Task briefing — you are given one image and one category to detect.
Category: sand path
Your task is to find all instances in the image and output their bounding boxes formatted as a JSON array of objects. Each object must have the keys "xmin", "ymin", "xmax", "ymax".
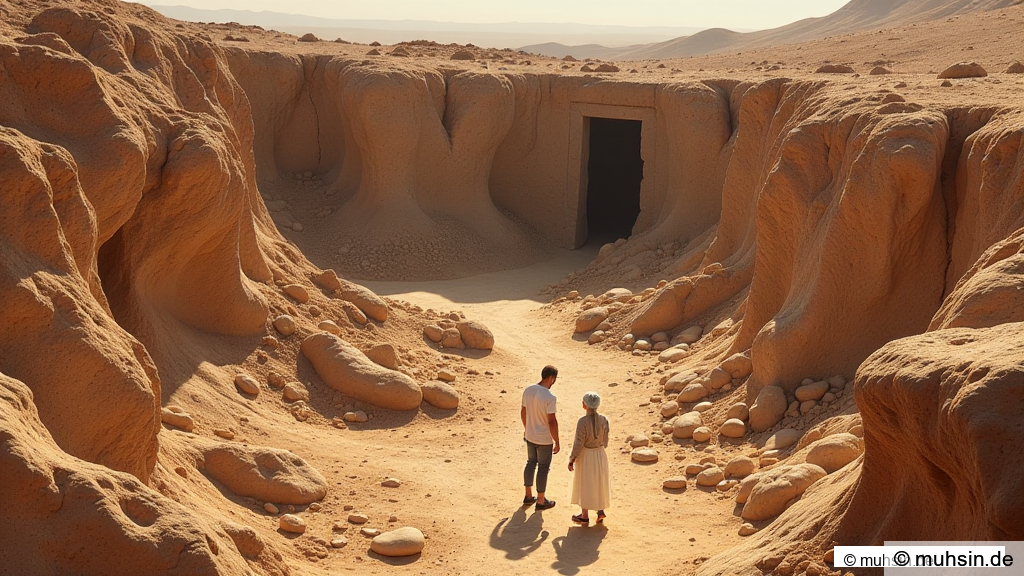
[{"xmin": 357, "ymin": 248, "xmax": 742, "ymax": 574}]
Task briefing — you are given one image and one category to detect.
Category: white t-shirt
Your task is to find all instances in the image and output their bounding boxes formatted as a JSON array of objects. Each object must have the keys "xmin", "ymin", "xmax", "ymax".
[{"xmin": 522, "ymin": 384, "xmax": 557, "ymax": 445}]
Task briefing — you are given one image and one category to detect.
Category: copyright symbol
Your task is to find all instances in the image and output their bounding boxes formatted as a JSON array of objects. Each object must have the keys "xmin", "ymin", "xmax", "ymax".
[
  {"xmin": 895, "ymin": 551, "xmax": 910, "ymax": 566},
  {"xmin": 844, "ymin": 554, "xmax": 856, "ymax": 566}
]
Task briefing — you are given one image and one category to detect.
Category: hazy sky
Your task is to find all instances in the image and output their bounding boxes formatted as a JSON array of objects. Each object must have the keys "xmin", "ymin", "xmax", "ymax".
[{"xmin": 142, "ymin": 1, "xmax": 852, "ymax": 30}]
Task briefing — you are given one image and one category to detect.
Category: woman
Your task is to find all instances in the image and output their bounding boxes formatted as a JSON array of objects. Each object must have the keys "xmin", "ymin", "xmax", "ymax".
[{"xmin": 567, "ymin": 391, "xmax": 611, "ymax": 524}]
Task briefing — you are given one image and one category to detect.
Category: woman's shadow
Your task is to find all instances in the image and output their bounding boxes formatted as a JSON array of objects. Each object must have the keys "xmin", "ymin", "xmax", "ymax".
[
  {"xmin": 550, "ymin": 525, "xmax": 607, "ymax": 575},
  {"xmin": 489, "ymin": 506, "xmax": 549, "ymax": 560}
]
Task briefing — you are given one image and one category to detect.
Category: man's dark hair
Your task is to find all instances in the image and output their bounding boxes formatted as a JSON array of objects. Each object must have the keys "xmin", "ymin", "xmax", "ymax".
[{"xmin": 541, "ymin": 365, "xmax": 558, "ymax": 380}]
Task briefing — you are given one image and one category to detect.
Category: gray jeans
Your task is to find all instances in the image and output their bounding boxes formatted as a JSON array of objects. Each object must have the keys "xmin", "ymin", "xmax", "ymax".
[{"xmin": 524, "ymin": 439, "xmax": 553, "ymax": 493}]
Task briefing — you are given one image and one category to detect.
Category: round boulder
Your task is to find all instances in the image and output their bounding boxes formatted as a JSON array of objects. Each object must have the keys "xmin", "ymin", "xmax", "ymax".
[
  {"xmin": 748, "ymin": 385, "xmax": 787, "ymax": 432},
  {"xmin": 726, "ymin": 402, "xmax": 749, "ymax": 421},
  {"xmin": 805, "ymin": 433, "xmax": 863, "ymax": 473},
  {"xmin": 938, "ymin": 61, "xmax": 987, "ymax": 79},
  {"xmin": 421, "ymin": 381, "xmax": 459, "ymax": 410},
  {"xmin": 719, "ymin": 418, "xmax": 747, "ymax": 439},
  {"xmin": 741, "ymin": 464, "xmax": 827, "ymax": 521},
  {"xmin": 631, "ymin": 447, "xmax": 659, "ymax": 463},
  {"xmin": 724, "ymin": 456, "xmax": 757, "ymax": 478},
  {"xmin": 677, "ymin": 382, "xmax": 709, "ymax": 403},
  {"xmin": 575, "ymin": 307, "xmax": 609, "ymax": 333},
  {"xmin": 719, "ymin": 353, "xmax": 753, "ymax": 379},
  {"xmin": 273, "ymin": 315, "xmax": 296, "ymax": 336},
  {"xmin": 234, "ymin": 374, "xmax": 260, "ymax": 396},
  {"xmin": 456, "ymin": 320, "xmax": 494, "ymax": 350},
  {"xmin": 696, "ymin": 467, "xmax": 725, "ymax": 487},
  {"xmin": 692, "ymin": 426, "xmax": 712, "ymax": 443},
  {"xmin": 663, "ymin": 477, "xmax": 687, "ymax": 490},
  {"xmin": 672, "ymin": 411, "xmax": 703, "ymax": 439},
  {"xmin": 279, "ymin": 514, "xmax": 306, "ymax": 534},
  {"xmin": 370, "ymin": 527, "xmax": 425, "ymax": 557},
  {"xmin": 660, "ymin": 401, "xmax": 679, "ymax": 418}
]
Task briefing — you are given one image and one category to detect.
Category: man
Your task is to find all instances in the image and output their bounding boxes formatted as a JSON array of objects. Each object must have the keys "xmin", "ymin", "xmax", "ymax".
[{"xmin": 521, "ymin": 365, "xmax": 560, "ymax": 510}]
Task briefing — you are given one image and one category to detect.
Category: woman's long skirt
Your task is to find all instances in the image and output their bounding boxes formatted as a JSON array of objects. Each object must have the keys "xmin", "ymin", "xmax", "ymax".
[{"xmin": 569, "ymin": 446, "xmax": 611, "ymax": 510}]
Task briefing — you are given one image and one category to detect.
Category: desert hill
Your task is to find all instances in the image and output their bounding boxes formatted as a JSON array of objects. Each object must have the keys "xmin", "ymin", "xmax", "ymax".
[
  {"xmin": 1, "ymin": 0, "xmax": 1023, "ymax": 575},
  {"xmin": 526, "ymin": 0, "xmax": 1019, "ymax": 59}
]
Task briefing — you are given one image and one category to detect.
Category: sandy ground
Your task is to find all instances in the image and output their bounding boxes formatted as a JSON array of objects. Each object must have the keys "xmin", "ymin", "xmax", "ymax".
[{"xmin": 220, "ymin": 246, "xmax": 744, "ymax": 574}]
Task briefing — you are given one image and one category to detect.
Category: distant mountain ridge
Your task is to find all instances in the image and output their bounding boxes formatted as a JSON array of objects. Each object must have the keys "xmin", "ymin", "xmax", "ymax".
[
  {"xmin": 523, "ymin": 0, "xmax": 1019, "ymax": 59},
  {"xmin": 144, "ymin": 5, "xmax": 712, "ymax": 49}
]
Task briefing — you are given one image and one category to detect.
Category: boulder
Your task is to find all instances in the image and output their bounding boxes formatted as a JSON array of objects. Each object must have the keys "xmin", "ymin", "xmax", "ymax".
[
  {"xmin": 338, "ymin": 284, "xmax": 388, "ymax": 322},
  {"xmin": 696, "ymin": 467, "xmax": 725, "ymax": 487},
  {"xmin": 869, "ymin": 66, "xmax": 892, "ymax": 75},
  {"xmin": 441, "ymin": 328, "xmax": 465, "ymax": 349},
  {"xmin": 719, "ymin": 418, "xmax": 747, "ymax": 438},
  {"xmin": 692, "ymin": 426, "xmax": 712, "ymax": 443},
  {"xmin": 1006, "ymin": 61, "xmax": 1024, "ymax": 74},
  {"xmin": 741, "ymin": 464, "xmax": 827, "ymax": 521},
  {"xmin": 588, "ymin": 330, "xmax": 606, "ymax": 345},
  {"xmin": 601, "ymin": 288, "xmax": 633, "ymax": 303},
  {"xmin": 665, "ymin": 371, "xmax": 697, "ymax": 392},
  {"xmin": 629, "ymin": 433, "xmax": 650, "ymax": 448},
  {"xmin": 735, "ymin": 474, "xmax": 761, "ymax": 504},
  {"xmin": 693, "ymin": 401, "xmax": 712, "ymax": 413},
  {"xmin": 673, "ymin": 325, "xmax": 703, "ymax": 345},
  {"xmin": 705, "ymin": 368, "xmax": 732, "ymax": 390},
  {"xmin": 313, "ymin": 269, "xmax": 343, "ymax": 291},
  {"xmin": 279, "ymin": 514, "xmax": 306, "ymax": 534},
  {"xmin": 450, "ymin": 50, "xmax": 475, "ymax": 60},
  {"xmin": 726, "ymin": 402, "xmax": 749, "ymax": 421},
  {"xmin": 370, "ymin": 527, "xmax": 425, "ymax": 557},
  {"xmin": 282, "ymin": 284, "xmax": 309, "ymax": 303},
  {"xmin": 663, "ymin": 477, "xmax": 687, "ymax": 489},
  {"xmin": 795, "ymin": 380, "xmax": 828, "ymax": 401},
  {"xmin": 805, "ymin": 433, "xmax": 863, "ymax": 473},
  {"xmin": 748, "ymin": 385, "xmax": 787, "ymax": 432},
  {"xmin": 301, "ymin": 333, "xmax": 422, "ymax": 410},
  {"xmin": 234, "ymin": 374, "xmax": 260, "ymax": 396},
  {"xmin": 575, "ymin": 307, "xmax": 609, "ymax": 333},
  {"xmin": 672, "ymin": 411, "xmax": 703, "ymax": 439},
  {"xmin": 201, "ymin": 442, "xmax": 327, "ymax": 505},
  {"xmin": 815, "ymin": 64, "xmax": 855, "ymax": 74},
  {"xmin": 160, "ymin": 408, "xmax": 194, "ymax": 432},
  {"xmin": 282, "ymin": 382, "xmax": 309, "ymax": 403},
  {"xmin": 423, "ymin": 325, "xmax": 443, "ymax": 342},
  {"xmin": 365, "ymin": 344, "xmax": 400, "ymax": 370},
  {"xmin": 272, "ymin": 315, "xmax": 296, "ymax": 336},
  {"xmin": 720, "ymin": 353, "xmax": 753, "ymax": 379},
  {"xmin": 938, "ymin": 61, "xmax": 987, "ymax": 79},
  {"xmin": 660, "ymin": 401, "xmax": 679, "ymax": 418},
  {"xmin": 318, "ymin": 320, "xmax": 342, "ymax": 335},
  {"xmin": 762, "ymin": 428, "xmax": 802, "ymax": 451},
  {"xmin": 724, "ymin": 456, "xmax": 757, "ymax": 478},
  {"xmin": 631, "ymin": 447, "xmax": 659, "ymax": 462},
  {"xmin": 457, "ymin": 320, "xmax": 494, "ymax": 350},
  {"xmin": 738, "ymin": 523, "xmax": 758, "ymax": 536},
  {"xmin": 658, "ymin": 347, "xmax": 689, "ymax": 363},
  {"xmin": 677, "ymin": 382, "xmax": 709, "ymax": 403},
  {"xmin": 421, "ymin": 381, "xmax": 459, "ymax": 410}
]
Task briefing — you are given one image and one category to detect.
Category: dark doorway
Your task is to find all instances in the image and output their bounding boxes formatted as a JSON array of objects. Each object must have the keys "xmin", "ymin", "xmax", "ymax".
[{"xmin": 585, "ymin": 117, "xmax": 643, "ymax": 242}]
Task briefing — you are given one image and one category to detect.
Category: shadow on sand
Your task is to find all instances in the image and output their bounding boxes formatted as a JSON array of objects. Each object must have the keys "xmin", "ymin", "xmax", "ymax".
[
  {"xmin": 489, "ymin": 506, "xmax": 550, "ymax": 560},
  {"xmin": 551, "ymin": 525, "xmax": 608, "ymax": 574}
]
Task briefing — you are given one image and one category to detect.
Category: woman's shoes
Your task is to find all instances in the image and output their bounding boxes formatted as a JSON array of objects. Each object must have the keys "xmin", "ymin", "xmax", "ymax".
[
  {"xmin": 572, "ymin": 514, "xmax": 590, "ymax": 524},
  {"xmin": 522, "ymin": 496, "xmax": 537, "ymax": 505},
  {"xmin": 596, "ymin": 511, "xmax": 606, "ymax": 524},
  {"xmin": 535, "ymin": 499, "xmax": 556, "ymax": 510}
]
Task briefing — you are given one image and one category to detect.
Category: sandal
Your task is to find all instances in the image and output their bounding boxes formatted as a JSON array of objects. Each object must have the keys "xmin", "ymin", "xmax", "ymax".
[
  {"xmin": 522, "ymin": 496, "xmax": 537, "ymax": 505},
  {"xmin": 572, "ymin": 514, "xmax": 590, "ymax": 524},
  {"xmin": 535, "ymin": 499, "xmax": 556, "ymax": 510},
  {"xmin": 596, "ymin": 511, "xmax": 606, "ymax": 524}
]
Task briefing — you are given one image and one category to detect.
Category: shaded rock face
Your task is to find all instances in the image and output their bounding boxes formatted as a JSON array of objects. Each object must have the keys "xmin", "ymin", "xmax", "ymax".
[
  {"xmin": 199, "ymin": 442, "xmax": 328, "ymax": 505},
  {"xmin": 841, "ymin": 323, "xmax": 1024, "ymax": 542}
]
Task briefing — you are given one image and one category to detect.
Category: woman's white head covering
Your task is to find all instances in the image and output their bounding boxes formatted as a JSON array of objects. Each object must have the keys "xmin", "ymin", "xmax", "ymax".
[{"xmin": 583, "ymin": 391, "xmax": 601, "ymax": 410}]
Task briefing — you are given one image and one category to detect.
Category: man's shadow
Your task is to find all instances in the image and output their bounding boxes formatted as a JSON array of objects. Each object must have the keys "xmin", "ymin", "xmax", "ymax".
[
  {"xmin": 550, "ymin": 525, "xmax": 607, "ymax": 575},
  {"xmin": 489, "ymin": 506, "xmax": 549, "ymax": 560}
]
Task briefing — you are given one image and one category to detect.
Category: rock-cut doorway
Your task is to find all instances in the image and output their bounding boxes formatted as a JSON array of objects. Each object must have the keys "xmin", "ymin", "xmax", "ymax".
[{"xmin": 584, "ymin": 117, "xmax": 644, "ymax": 244}]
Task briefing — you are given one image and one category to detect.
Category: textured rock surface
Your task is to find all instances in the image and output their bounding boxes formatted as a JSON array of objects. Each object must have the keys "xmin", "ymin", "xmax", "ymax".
[
  {"xmin": 199, "ymin": 441, "xmax": 328, "ymax": 505},
  {"xmin": 301, "ymin": 333, "xmax": 422, "ymax": 410}
]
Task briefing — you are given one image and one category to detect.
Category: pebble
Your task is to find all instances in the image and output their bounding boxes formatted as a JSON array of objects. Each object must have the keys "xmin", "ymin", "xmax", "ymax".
[
  {"xmin": 724, "ymin": 456, "xmax": 757, "ymax": 478},
  {"xmin": 234, "ymin": 374, "xmax": 260, "ymax": 396},
  {"xmin": 381, "ymin": 478, "xmax": 402, "ymax": 488},
  {"xmin": 344, "ymin": 411, "xmax": 369, "ymax": 423},
  {"xmin": 283, "ymin": 382, "xmax": 310, "ymax": 403},
  {"xmin": 685, "ymin": 463, "xmax": 709, "ymax": 475},
  {"xmin": 663, "ymin": 477, "xmax": 687, "ymax": 489},
  {"xmin": 796, "ymin": 380, "xmax": 828, "ymax": 402},
  {"xmin": 160, "ymin": 408, "xmax": 195, "ymax": 432},
  {"xmin": 726, "ymin": 402, "xmax": 749, "ymax": 421},
  {"xmin": 279, "ymin": 514, "xmax": 306, "ymax": 534},
  {"xmin": 631, "ymin": 447, "xmax": 659, "ymax": 463},
  {"xmin": 331, "ymin": 537, "xmax": 348, "ymax": 548},
  {"xmin": 262, "ymin": 335, "xmax": 280, "ymax": 349},
  {"xmin": 739, "ymin": 523, "xmax": 758, "ymax": 536},
  {"xmin": 264, "ymin": 502, "xmax": 279, "ymax": 514},
  {"xmin": 650, "ymin": 433, "xmax": 664, "ymax": 443},
  {"xmin": 272, "ymin": 315, "xmax": 296, "ymax": 336},
  {"xmin": 629, "ymin": 433, "xmax": 650, "ymax": 448},
  {"xmin": 267, "ymin": 372, "xmax": 286, "ymax": 389},
  {"xmin": 719, "ymin": 418, "xmax": 747, "ymax": 438},
  {"xmin": 696, "ymin": 467, "xmax": 725, "ymax": 487},
  {"xmin": 437, "ymin": 369, "xmax": 456, "ymax": 382},
  {"xmin": 318, "ymin": 320, "xmax": 342, "ymax": 335},
  {"xmin": 693, "ymin": 401, "xmax": 713, "ymax": 412},
  {"xmin": 361, "ymin": 527, "xmax": 381, "ymax": 537},
  {"xmin": 660, "ymin": 401, "xmax": 679, "ymax": 418},
  {"xmin": 283, "ymin": 284, "xmax": 309, "ymax": 303},
  {"xmin": 692, "ymin": 426, "xmax": 712, "ymax": 443},
  {"xmin": 370, "ymin": 527, "xmax": 426, "ymax": 557},
  {"xmin": 348, "ymin": 513, "xmax": 369, "ymax": 524},
  {"xmin": 213, "ymin": 428, "xmax": 235, "ymax": 440},
  {"xmin": 716, "ymin": 479, "xmax": 737, "ymax": 492},
  {"xmin": 389, "ymin": 514, "xmax": 399, "ymax": 522}
]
